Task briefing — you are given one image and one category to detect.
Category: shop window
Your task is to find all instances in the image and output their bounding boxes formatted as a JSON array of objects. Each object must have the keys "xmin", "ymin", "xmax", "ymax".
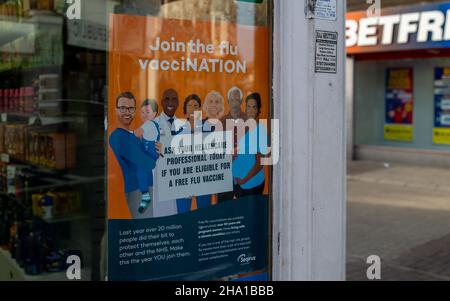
[
  {"xmin": 0, "ymin": 0, "xmax": 105, "ymax": 281},
  {"xmin": 0, "ymin": 0, "xmax": 272, "ymax": 281}
]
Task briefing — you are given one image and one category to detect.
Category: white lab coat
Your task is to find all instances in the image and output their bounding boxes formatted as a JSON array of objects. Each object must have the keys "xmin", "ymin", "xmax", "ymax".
[{"xmin": 152, "ymin": 113, "xmax": 190, "ymax": 217}]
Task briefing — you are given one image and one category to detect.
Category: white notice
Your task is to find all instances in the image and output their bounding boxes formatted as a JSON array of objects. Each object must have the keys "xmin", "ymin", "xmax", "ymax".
[
  {"xmin": 315, "ymin": 30, "xmax": 338, "ymax": 74},
  {"xmin": 156, "ymin": 132, "xmax": 233, "ymax": 202},
  {"xmin": 315, "ymin": 0, "xmax": 337, "ymax": 21}
]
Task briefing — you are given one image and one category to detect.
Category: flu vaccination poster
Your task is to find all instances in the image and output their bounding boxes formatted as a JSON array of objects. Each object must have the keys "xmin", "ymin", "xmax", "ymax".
[
  {"xmin": 385, "ymin": 68, "xmax": 414, "ymax": 142},
  {"xmin": 107, "ymin": 14, "xmax": 271, "ymax": 281},
  {"xmin": 433, "ymin": 68, "xmax": 450, "ymax": 145}
]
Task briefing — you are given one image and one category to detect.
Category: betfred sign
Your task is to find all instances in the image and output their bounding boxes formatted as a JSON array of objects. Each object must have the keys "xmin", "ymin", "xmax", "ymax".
[{"xmin": 346, "ymin": 3, "xmax": 450, "ymax": 54}]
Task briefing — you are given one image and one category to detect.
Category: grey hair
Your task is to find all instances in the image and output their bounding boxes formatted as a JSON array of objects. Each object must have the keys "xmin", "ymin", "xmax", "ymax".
[{"xmin": 227, "ymin": 86, "xmax": 243, "ymax": 102}]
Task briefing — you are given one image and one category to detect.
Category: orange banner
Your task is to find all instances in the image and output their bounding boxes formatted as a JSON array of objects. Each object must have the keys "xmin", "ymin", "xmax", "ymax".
[{"xmin": 107, "ymin": 14, "xmax": 270, "ymax": 220}]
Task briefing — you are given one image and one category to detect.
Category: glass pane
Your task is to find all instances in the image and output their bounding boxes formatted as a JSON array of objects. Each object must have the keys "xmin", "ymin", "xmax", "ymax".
[
  {"xmin": 0, "ymin": 0, "xmax": 272, "ymax": 282},
  {"xmin": 0, "ymin": 0, "xmax": 104, "ymax": 280},
  {"xmin": 106, "ymin": 0, "xmax": 273, "ymax": 281}
]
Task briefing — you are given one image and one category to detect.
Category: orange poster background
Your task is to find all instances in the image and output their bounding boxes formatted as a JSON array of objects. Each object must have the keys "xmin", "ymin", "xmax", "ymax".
[{"xmin": 108, "ymin": 14, "xmax": 270, "ymax": 220}]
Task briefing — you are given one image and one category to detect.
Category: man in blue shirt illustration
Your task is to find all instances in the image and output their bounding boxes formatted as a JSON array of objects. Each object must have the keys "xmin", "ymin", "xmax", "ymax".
[{"xmin": 109, "ymin": 92, "xmax": 159, "ymax": 219}]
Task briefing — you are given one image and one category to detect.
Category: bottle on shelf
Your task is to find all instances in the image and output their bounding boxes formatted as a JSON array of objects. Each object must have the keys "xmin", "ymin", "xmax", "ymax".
[
  {"xmin": 7, "ymin": 89, "xmax": 14, "ymax": 112},
  {"xmin": 0, "ymin": 198, "xmax": 10, "ymax": 247},
  {"xmin": 19, "ymin": 87, "xmax": 25, "ymax": 113},
  {"xmin": 14, "ymin": 88, "xmax": 20, "ymax": 113},
  {"xmin": 24, "ymin": 86, "xmax": 34, "ymax": 114},
  {"xmin": 0, "ymin": 89, "xmax": 6, "ymax": 112}
]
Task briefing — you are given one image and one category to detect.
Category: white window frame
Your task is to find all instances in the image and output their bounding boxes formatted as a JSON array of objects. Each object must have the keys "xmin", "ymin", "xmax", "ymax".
[{"xmin": 272, "ymin": 0, "xmax": 346, "ymax": 281}]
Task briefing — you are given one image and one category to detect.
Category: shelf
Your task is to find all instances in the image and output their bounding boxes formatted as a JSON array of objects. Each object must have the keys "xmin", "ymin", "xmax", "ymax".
[
  {"xmin": 0, "ymin": 10, "xmax": 63, "ymax": 74},
  {"xmin": 41, "ymin": 213, "xmax": 89, "ymax": 224},
  {"xmin": 0, "ymin": 157, "xmax": 102, "ymax": 197},
  {"xmin": 39, "ymin": 116, "xmax": 85, "ymax": 125},
  {"xmin": 0, "ymin": 64, "xmax": 62, "ymax": 75},
  {"xmin": 1, "ymin": 154, "xmax": 70, "ymax": 173},
  {"xmin": 39, "ymin": 88, "xmax": 60, "ymax": 93},
  {"xmin": 0, "ymin": 112, "xmax": 84, "ymax": 125},
  {"xmin": 0, "ymin": 248, "xmax": 91, "ymax": 281},
  {"xmin": 1, "ymin": 112, "xmax": 37, "ymax": 124},
  {"xmin": 39, "ymin": 99, "xmax": 105, "ymax": 106},
  {"xmin": 0, "ymin": 10, "xmax": 63, "ymax": 26}
]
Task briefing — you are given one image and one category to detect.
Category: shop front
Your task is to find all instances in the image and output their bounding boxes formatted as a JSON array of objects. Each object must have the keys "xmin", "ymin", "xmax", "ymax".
[
  {"xmin": 346, "ymin": 1, "xmax": 450, "ymax": 166},
  {"xmin": 0, "ymin": 0, "xmax": 346, "ymax": 281}
]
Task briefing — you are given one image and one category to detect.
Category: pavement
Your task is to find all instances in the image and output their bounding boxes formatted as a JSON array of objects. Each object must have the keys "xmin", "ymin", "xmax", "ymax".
[{"xmin": 346, "ymin": 161, "xmax": 450, "ymax": 281}]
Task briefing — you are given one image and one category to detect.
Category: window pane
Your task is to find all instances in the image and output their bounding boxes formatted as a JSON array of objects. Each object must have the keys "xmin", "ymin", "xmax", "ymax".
[
  {"xmin": 106, "ymin": 0, "xmax": 272, "ymax": 281},
  {"xmin": 0, "ymin": 0, "xmax": 105, "ymax": 280},
  {"xmin": 0, "ymin": 0, "xmax": 272, "ymax": 281}
]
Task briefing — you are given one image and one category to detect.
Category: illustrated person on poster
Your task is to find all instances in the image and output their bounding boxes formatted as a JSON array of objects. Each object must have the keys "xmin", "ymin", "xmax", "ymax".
[
  {"xmin": 184, "ymin": 94, "xmax": 203, "ymax": 133},
  {"xmin": 176, "ymin": 94, "xmax": 214, "ymax": 213},
  {"xmin": 109, "ymin": 92, "xmax": 159, "ymax": 219},
  {"xmin": 153, "ymin": 88, "xmax": 191, "ymax": 217},
  {"xmin": 220, "ymin": 86, "xmax": 248, "ymax": 124},
  {"xmin": 233, "ymin": 92, "xmax": 269, "ymax": 197},
  {"xmin": 218, "ymin": 87, "xmax": 248, "ymax": 202},
  {"xmin": 134, "ymin": 99, "xmax": 161, "ymax": 214},
  {"xmin": 203, "ymin": 91, "xmax": 225, "ymax": 133}
]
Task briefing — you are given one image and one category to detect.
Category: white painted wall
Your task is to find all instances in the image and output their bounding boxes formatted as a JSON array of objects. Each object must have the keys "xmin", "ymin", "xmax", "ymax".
[{"xmin": 272, "ymin": 0, "xmax": 346, "ymax": 281}]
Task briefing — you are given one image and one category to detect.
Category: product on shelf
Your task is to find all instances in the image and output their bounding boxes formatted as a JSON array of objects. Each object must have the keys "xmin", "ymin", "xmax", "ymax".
[
  {"xmin": 44, "ymin": 250, "xmax": 65, "ymax": 273},
  {"xmin": 38, "ymin": 73, "xmax": 62, "ymax": 116},
  {"xmin": 0, "ymin": 0, "xmax": 24, "ymax": 18},
  {"xmin": 32, "ymin": 190, "xmax": 81, "ymax": 219},
  {"xmin": 8, "ymin": 89, "xmax": 14, "ymax": 111},
  {"xmin": 23, "ymin": 231, "xmax": 46, "ymax": 275},
  {"xmin": 26, "ymin": 130, "xmax": 38, "ymax": 163},
  {"xmin": 24, "ymin": 86, "xmax": 35, "ymax": 113},
  {"xmin": 6, "ymin": 164, "xmax": 27, "ymax": 197},
  {"xmin": 19, "ymin": 87, "xmax": 25, "ymax": 112},
  {"xmin": 13, "ymin": 88, "xmax": 19, "ymax": 111},
  {"xmin": 0, "ymin": 89, "xmax": 3, "ymax": 110},
  {"xmin": 0, "ymin": 198, "xmax": 12, "ymax": 247},
  {"xmin": 25, "ymin": 129, "xmax": 76, "ymax": 169},
  {"xmin": 48, "ymin": 132, "xmax": 76, "ymax": 169},
  {"xmin": 0, "ymin": 0, "xmax": 57, "ymax": 18},
  {"xmin": 0, "ymin": 11, "xmax": 64, "ymax": 72},
  {"xmin": 36, "ymin": 0, "xmax": 54, "ymax": 11},
  {"xmin": 0, "ymin": 84, "xmax": 35, "ymax": 113},
  {"xmin": 39, "ymin": 74, "xmax": 59, "ymax": 90},
  {"xmin": 4, "ymin": 124, "xmax": 27, "ymax": 160},
  {"xmin": 1, "ymin": 125, "xmax": 78, "ymax": 170},
  {"xmin": 1, "ymin": 195, "xmax": 84, "ymax": 275},
  {"xmin": 0, "ymin": 163, "xmax": 6, "ymax": 192},
  {"xmin": 0, "ymin": 124, "xmax": 4, "ymax": 153}
]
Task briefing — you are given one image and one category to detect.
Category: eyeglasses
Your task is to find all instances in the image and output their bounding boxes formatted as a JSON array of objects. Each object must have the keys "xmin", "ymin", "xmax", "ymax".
[{"xmin": 117, "ymin": 106, "xmax": 136, "ymax": 113}]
